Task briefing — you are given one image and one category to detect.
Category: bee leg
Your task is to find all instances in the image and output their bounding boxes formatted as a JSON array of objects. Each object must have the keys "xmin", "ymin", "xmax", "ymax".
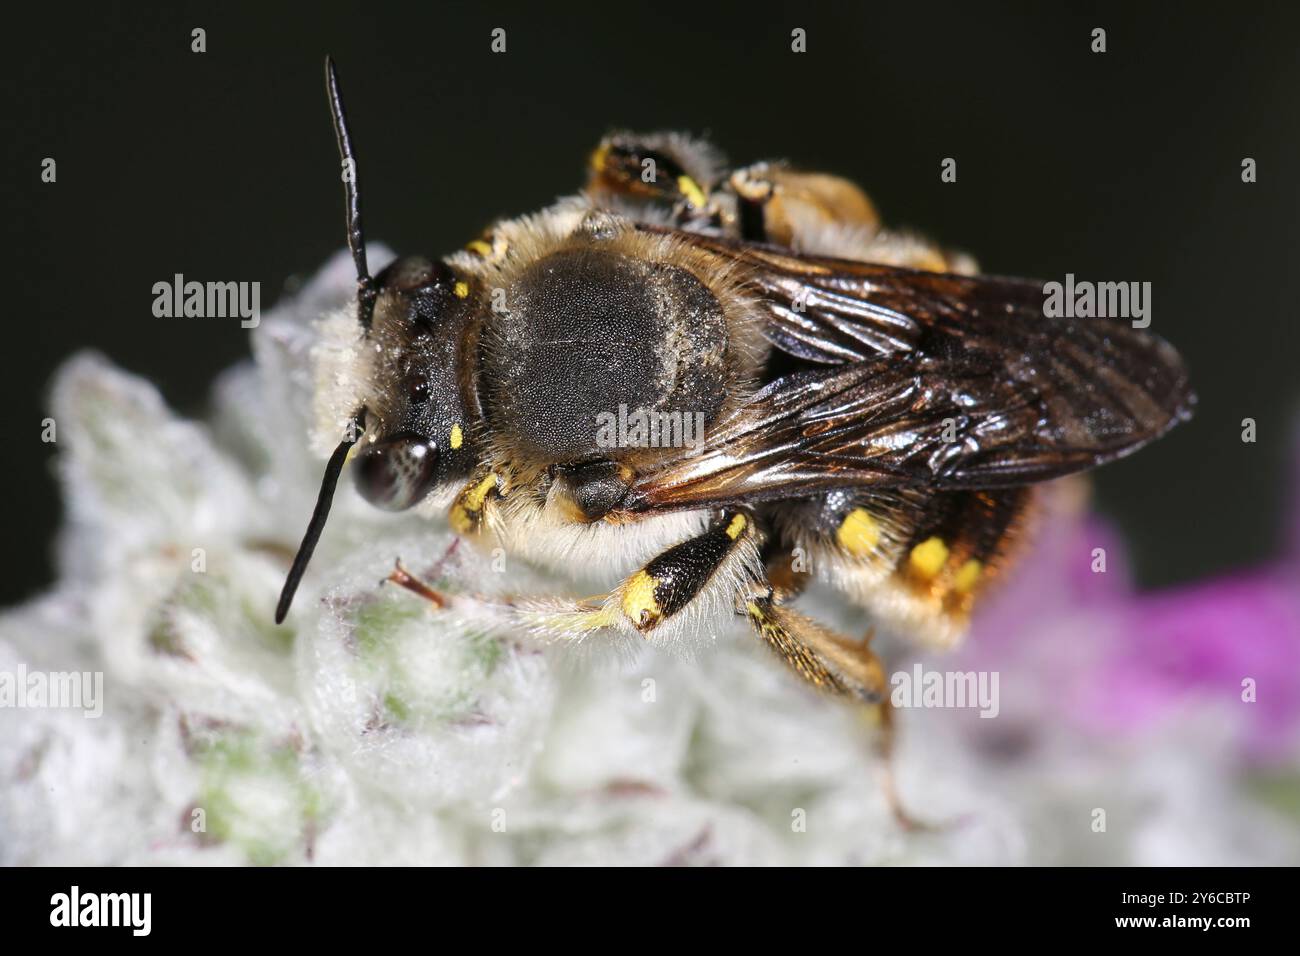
[
  {"xmin": 862, "ymin": 677, "xmax": 933, "ymax": 832},
  {"xmin": 610, "ymin": 510, "xmax": 759, "ymax": 633},
  {"xmin": 585, "ymin": 132, "xmax": 721, "ymax": 226},
  {"xmin": 760, "ymin": 542, "xmax": 813, "ymax": 604},
  {"xmin": 741, "ymin": 593, "xmax": 886, "ymax": 703},
  {"xmin": 514, "ymin": 510, "xmax": 759, "ymax": 639},
  {"xmin": 384, "ymin": 559, "xmax": 447, "ymax": 609},
  {"xmin": 448, "ymin": 469, "xmax": 508, "ymax": 536},
  {"xmin": 726, "ymin": 163, "xmax": 880, "ymax": 245},
  {"xmin": 742, "ymin": 595, "xmax": 931, "ymax": 829},
  {"xmin": 725, "ymin": 163, "xmax": 972, "ymax": 272}
]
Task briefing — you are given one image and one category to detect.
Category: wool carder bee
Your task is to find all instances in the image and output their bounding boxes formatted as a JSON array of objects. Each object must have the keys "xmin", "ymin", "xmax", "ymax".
[{"xmin": 276, "ymin": 59, "xmax": 1194, "ymax": 719}]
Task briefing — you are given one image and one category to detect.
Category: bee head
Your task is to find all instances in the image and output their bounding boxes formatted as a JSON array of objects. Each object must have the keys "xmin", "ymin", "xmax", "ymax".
[
  {"xmin": 276, "ymin": 59, "xmax": 476, "ymax": 624},
  {"xmin": 351, "ymin": 255, "xmax": 478, "ymax": 511}
]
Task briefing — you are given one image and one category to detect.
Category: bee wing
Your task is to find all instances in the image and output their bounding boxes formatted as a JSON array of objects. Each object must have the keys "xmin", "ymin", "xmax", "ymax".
[
  {"xmin": 621, "ymin": 238, "xmax": 1194, "ymax": 512},
  {"xmin": 645, "ymin": 227, "xmax": 1178, "ymax": 366}
]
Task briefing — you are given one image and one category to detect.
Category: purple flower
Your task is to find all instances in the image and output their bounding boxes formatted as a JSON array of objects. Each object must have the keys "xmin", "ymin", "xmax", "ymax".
[
  {"xmin": 1103, "ymin": 571, "xmax": 1300, "ymax": 759},
  {"xmin": 959, "ymin": 476, "xmax": 1300, "ymax": 763}
]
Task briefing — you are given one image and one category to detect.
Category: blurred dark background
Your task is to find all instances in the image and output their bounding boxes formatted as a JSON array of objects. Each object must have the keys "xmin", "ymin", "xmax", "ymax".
[{"xmin": 2, "ymin": 2, "xmax": 1297, "ymax": 604}]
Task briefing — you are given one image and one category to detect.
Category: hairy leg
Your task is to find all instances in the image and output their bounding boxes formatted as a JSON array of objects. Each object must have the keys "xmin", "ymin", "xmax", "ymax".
[{"xmin": 516, "ymin": 509, "xmax": 760, "ymax": 640}]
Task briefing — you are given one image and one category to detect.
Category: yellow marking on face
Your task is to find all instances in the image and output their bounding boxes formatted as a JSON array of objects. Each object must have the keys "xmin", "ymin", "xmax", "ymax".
[
  {"xmin": 908, "ymin": 536, "xmax": 949, "ymax": 579},
  {"xmin": 677, "ymin": 175, "xmax": 707, "ymax": 209},
  {"xmin": 465, "ymin": 239, "xmax": 493, "ymax": 256},
  {"xmin": 836, "ymin": 508, "xmax": 880, "ymax": 556},
  {"xmin": 621, "ymin": 570, "xmax": 663, "ymax": 630},
  {"xmin": 453, "ymin": 280, "xmax": 470, "ymax": 298},
  {"xmin": 590, "ymin": 143, "xmax": 610, "ymax": 173},
  {"xmin": 725, "ymin": 514, "xmax": 747, "ymax": 540},
  {"xmin": 953, "ymin": 558, "xmax": 982, "ymax": 594},
  {"xmin": 449, "ymin": 424, "xmax": 463, "ymax": 450}
]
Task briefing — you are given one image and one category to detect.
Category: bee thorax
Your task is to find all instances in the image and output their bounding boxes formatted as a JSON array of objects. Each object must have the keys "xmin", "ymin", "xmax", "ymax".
[{"xmin": 484, "ymin": 247, "xmax": 728, "ymax": 461}]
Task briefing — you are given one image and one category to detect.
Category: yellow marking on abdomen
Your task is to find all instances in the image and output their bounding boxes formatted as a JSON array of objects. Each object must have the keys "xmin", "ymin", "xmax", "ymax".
[
  {"xmin": 953, "ymin": 558, "xmax": 982, "ymax": 594},
  {"xmin": 621, "ymin": 570, "xmax": 663, "ymax": 631},
  {"xmin": 908, "ymin": 536, "xmax": 949, "ymax": 579},
  {"xmin": 836, "ymin": 507, "xmax": 880, "ymax": 556}
]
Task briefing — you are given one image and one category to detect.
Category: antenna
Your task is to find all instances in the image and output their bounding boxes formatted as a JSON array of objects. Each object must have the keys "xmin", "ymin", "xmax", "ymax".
[
  {"xmin": 276, "ymin": 59, "xmax": 378, "ymax": 624},
  {"xmin": 275, "ymin": 415, "xmax": 364, "ymax": 624},
  {"xmin": 325, "ymin": 55, "xmax": 377, "ymax": 329}
]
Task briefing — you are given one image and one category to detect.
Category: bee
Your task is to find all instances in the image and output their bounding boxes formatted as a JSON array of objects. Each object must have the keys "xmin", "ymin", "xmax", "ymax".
[{"xmin": 276, "ymin": 59, "xmax": 1194, "ymax": 716}]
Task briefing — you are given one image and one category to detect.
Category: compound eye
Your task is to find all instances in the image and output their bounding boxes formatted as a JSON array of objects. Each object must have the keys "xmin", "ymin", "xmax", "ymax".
[
  {"xmin": 379, "ymin": 256, "xmax": 455, "ymax": 294},
  {"xmin": 353, "ymin": 433, "xmax": 439, "ymax": 511}
]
